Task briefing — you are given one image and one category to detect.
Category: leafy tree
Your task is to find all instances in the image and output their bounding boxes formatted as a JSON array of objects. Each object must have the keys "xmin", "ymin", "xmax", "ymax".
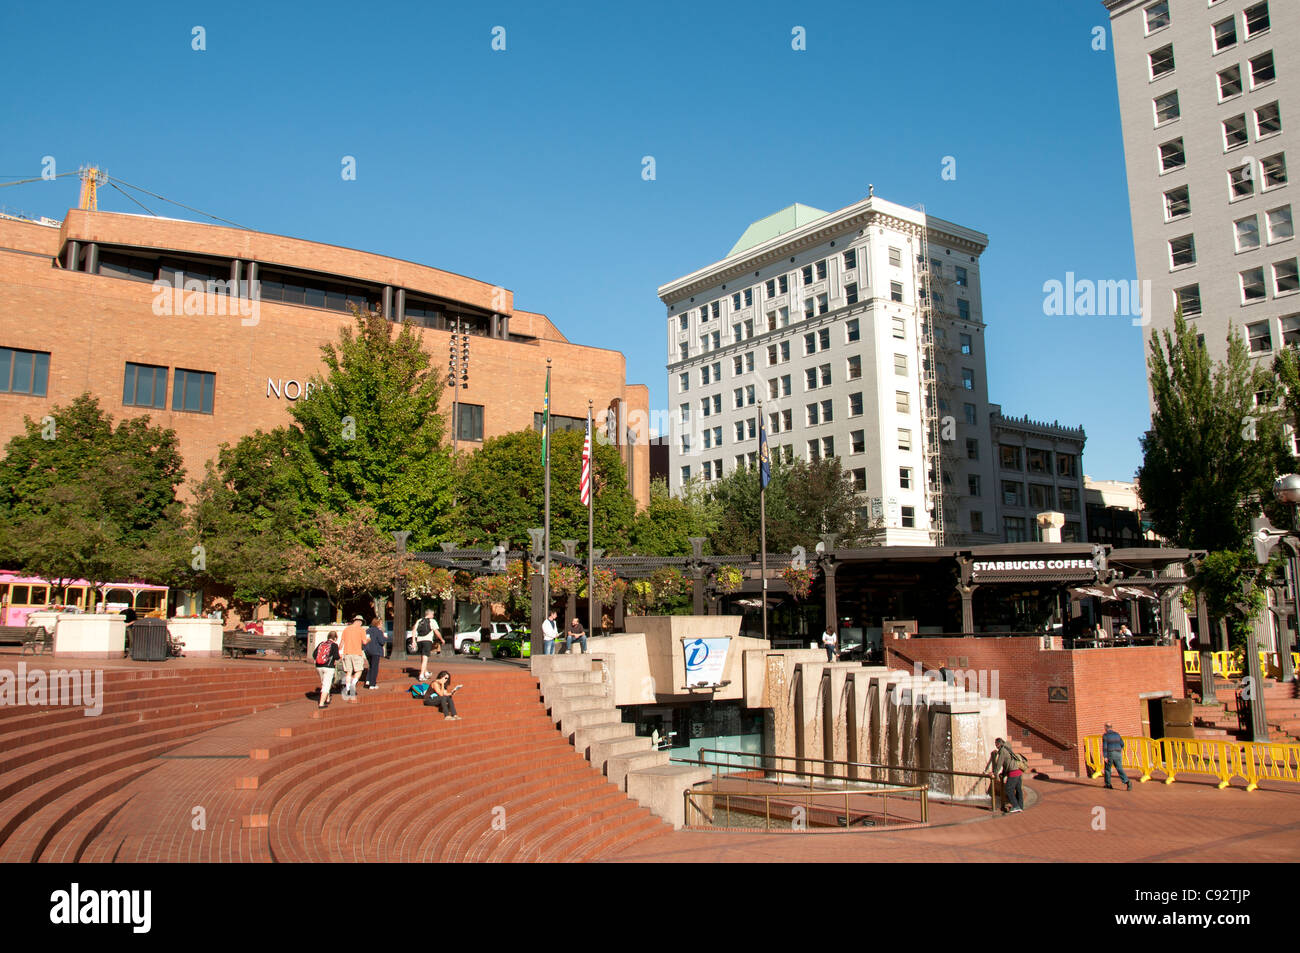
[
  {"xmin": 629, "ymin": 478, "xmax": 720, "ymax": 556},
  {"xmin": 453, "ymin": 428, "xmax": 634, "ymax": 552},
  {"xmin": 286, "ymin": 507, "xmax": 399, "ymax": 621}
]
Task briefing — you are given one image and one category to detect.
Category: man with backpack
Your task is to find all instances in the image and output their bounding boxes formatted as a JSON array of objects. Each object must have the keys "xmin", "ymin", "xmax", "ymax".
[
  {"xmin": 414, "ymin": 609, "xmax": 442, "ymax": 680},
  {"xmin": 992, "ymin": 737, "xmax": 1028, "ymax": 813},
  {"xmin": 1101, "ymin": 722, "xmax": 1133, "ymax": 791},
  {"xmin": 314, "ymin": 632, "xmax": 341, "ymax": 709}
]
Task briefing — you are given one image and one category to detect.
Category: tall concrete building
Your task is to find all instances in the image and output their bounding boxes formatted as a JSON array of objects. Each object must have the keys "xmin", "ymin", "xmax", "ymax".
[
  {"xmin": 1106, "ymin": 0, "xmax": 1297, "ymax": 368},
  {"xmin": 657, "ymin": 195, "xmax": 1000, "ymax": 546}
]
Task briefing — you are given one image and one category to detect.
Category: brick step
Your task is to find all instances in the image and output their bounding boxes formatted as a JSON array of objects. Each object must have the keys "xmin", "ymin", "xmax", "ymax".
[
  {"xmin": 500, "ymin": 793, "xmax": 659, "ymax": 863},
  {"xmin": 6, "ymin": 762, "xmax": 158, "ymax": 864}
]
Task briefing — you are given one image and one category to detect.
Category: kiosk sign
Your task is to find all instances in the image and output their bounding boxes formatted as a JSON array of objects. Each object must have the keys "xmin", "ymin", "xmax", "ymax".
[{"xmin": 683, "ymin": 637, "xmax": 731, "ymax": 688}]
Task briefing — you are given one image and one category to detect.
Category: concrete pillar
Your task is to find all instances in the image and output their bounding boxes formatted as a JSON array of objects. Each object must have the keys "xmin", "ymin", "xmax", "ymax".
[
  {"xmin": 383, "ymin": 285, "xmax": 393, "ymax": 319},
  {"xmin": 1196, "ymin": 591, "xmax": 1216, "ymax": 704},
  {"xmin": 395, "ymin": 288, "xmax": 406, "ymax": 322},
  {"xmin": 65, "ymin": 240, "xmax": 79, "ymax": 271},
  {"xmin": 85, "ymin": 242, "xmax": 99, "ymax": 274},
  {"xmin": 392, "ymin": 531, "xmax": 410, "ymax": 662}
]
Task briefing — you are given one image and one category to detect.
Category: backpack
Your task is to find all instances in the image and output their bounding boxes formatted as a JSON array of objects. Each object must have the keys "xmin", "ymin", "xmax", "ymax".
[
  {"xmin": 416, "ymin": 618, "xmax": 431, "ymax": 638},
  {"xmin": 410, "ymin": 683, "xmax": 429, "ymax": 699},
  {"xmin": 1010, "ymin": 749, "xmax": 1030, "ymax": 773},
  {"xmin": 313, "ymin": 640, "xmax": 334, "ymax": 666}
]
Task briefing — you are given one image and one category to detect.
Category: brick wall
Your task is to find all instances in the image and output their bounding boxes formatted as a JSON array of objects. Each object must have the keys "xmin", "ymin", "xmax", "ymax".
[{"xmin": 885, "ymin": 635, "xmax": 1184, "ymax": 774}]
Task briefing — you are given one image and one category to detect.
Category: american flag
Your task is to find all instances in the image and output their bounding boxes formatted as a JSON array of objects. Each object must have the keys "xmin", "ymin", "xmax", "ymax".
[{"xmin": 580, "ymin": 416, "xmax": 592, "ymax": 506}]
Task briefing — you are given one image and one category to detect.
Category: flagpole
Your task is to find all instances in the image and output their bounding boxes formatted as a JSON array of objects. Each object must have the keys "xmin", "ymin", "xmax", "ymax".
[
  {"xmin": 759, "ymin": 400, "xmax": 769, "ymax": 644},
  {"xmin": 586, "ymin": 399, "xmax": 595, "ymax": 631},
  {"xmin": 543, "ymin": 358, "xmax": 552, "ymax": 625}
]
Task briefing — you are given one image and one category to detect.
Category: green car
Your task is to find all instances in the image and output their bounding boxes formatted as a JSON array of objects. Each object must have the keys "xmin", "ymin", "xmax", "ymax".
[{"xmin": 464, "ymin": 632, "xmax": 531, "ymax": 659}]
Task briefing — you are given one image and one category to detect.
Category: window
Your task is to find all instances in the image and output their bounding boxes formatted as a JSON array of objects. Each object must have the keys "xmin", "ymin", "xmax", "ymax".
[
  {"xmin": 898, "ymin": 428, "xmax": 912, "ymax": 452},
  {"xmin": 678, "ymin": 314, "xmax": 688, "ymax": 331},
  {"xmin": 804, "ymin": 332, "xmax": 817, "ymax": 356},
  {"xmin": 847, "ymin": 355, "xmax": 862, "ymax": 380},
  {"xmin": 702, "ymin": 460, "xmax": 713, "ymax": 480},
  {"xmin": 1277, "ymin": 259, "xmax": 1300, "ymax": 294},
  {"xmin": 732, "ymin": 293, "xmax": 741, "ymax": 311},
  {"xmin": 732, "ymin": 324, "xmax": 742, "ymax": 343},
  {"xmin": 1242, "ymin": 266, "xmax": 1267, "ymax": 301},
  {"xmin": 851, "ymin": 430, "xmax": 865, "ymax": 454},
  {"xmin": 964, "ymin": 402, "xmax": 977, "ymax": 425},
  {"xmin": 804, "ymin": 297, "xmax": 815, "ymax": 319},
  {"xmin": 711, "ymin": 301, "xmax": 720, "ymax": 318},
  {"xmin": 680, "ymin": 403, "xmax": 690, "ymax": 425},
  {"xmin": 816, "ymin": 294, "xmax": 829, "ymax": 315},
  {"xmin": 968, "ymin": 474, "xmax": 982, "ymax": 497},
  {"xmin": 1004, "ymin": 517, "xmax": 1028, "ymax": 543},
  {"xmin": 679, "ymin": 342, "xmax": 689, "ymax": 362},
  {"xmin": 888, "ymin": 247, "xmax": 902, "ymax": 267},
  {"xmin": 970, "ymin": 511, "xmax": 984, "ymax": 533},
  {"xmin": 1236, "ymin": 214, "xmax": 1261, "ymax": 251},
  {"xmin": 1250, "ymin": 50, "xmax": 1276, "ymax": 87},
  {"xmin": 896, "ymin": 390, "xmax": 910, "ymax": 413},
  {"xmin": 849, "ymin": 392, "xmax": 864, "ymax": 417},
  {"xmin": 1224, "ymin": 114, "xmax": 1248, "ymax": 150},
  {"xmin": 844, "ymin": 249, "xmax": 857, "ymax": 270},
  {"xmin": 1230, "ymin": 164, "xmax": 1255, "ymax": 198},
  {"xmin": 955, "ymin": 333, "xmax": 971, "ymax": 356},
  {"xmin": 712, "ymin": 394, "xmax": 722, "ymax": 414},
  {"xmin": 966, "ymin": 438, "xmax": 980, "ymax": 460},
  {"xmin": 456, "ymin": 403, "xmax": 484, "ymax": 442},
  {"xmin": 1175, "ymin": 284, "xmax": 1202, "ymax": 316},
  {"xmin": 1149, "ymin": 43, "xmax": 1175, "ymax": 78},
  {"xmin": 845, "ymin": 282, "xmax": 858, "ymax": 306},
  {"xmin": 894, "ymin": 353, "xmax": 908, "ymax": 376},
  {"xmin": 899, "ymin": 467, "xmax": 912, "ymax": 490},
  {"xmin": 679, "ymin": 372, "xmax": 689, "ymax": 392},
  {"xmin": 1249, "ymin": 320, "xmax": 1273, "ymax": 352},
  {"xmin": 1219, "ymin": 64, "xmax": 1243, "ymax": 100},
  {"xmin": 1057, "ymin": 453, "xmax": 1077, "ymax": 478},
  {"xmin": 890, "ymin": 282, "xmax": 904, "ymax": 302},
  {"xmin": 734, "ymin": 388, "xmax": 745, "ymax": 410},
  {"xmin": 1000, "ymin": 445, "xmax": 1023, "ymax": 470},
  {"xmin": 846, "ymin": 319, "xmax": 860, "ymax": 343},
  {"xmin": 806, "ymin": 402, "xmax": 822, "ymax": 426},
  {"xmin": 821, "ymin": 436, "xmax": 834, "ymax": 458},
  {"xmin": 1029, "ymin": 484, "xmax": 1054, "ymax": 510},
  {"xmin": 892, "ymin": 315, "xmax": 906, "ymax": 339},
  {"xmin": 700, "ymin": 397, "xmax": 711, "ymax": 418},
  {"xmin": 768, "ymin": 375, "xmax": 791, "ymax": 399},
  {"xmin": 1059, "ymin": 487, "xmax": 1079, "ymax": 513},
  {"xmin": 961, "ymin": 368, "xmax": 975, "ymax": 390},
  {"xmin": 1164, "ymin": 186, "xmax": 1191, "ymax": 219},
  {"xmin": 820, "ymin": 364, "xmax": 831, "ymax": 386},
  {"xmin": 744, "ymin": 289, "xmax": 753, "ymax": 308},
  {"xmin": 1244, "ymin": 2, "xmax": 1269, "ymax": 38},
  {"xmin": 955, "ymin": 266, "xmax": 968, "ymax": 287},
  {"xmin": 1256, "ymin": 102, "xmax": 1282, "ymax": 138},
  {"xmin": 815, "ymin": 260, "xmax": 827, "ymax": 281},
  {"xmin": 1170, "ymin": 234, "xmax": 1197, "ymax": 267},
  {"xmin": 1154, "ymin": 90, "xmax": 1180, "ymax": 125},
  {"xmin": 765, "ymin": 279, "xmax": 776, "ymax": 298},
  {"xmin": 1267, "ymin": 206, "xmax": 1294, "ymax": 243},
  {"xmin": 172, "ymin": 368, "xmax": 215, "ymax": 414},
  {"xmin": 1144, "ymin": 1, "xmax": 1170, "ymax": 32},
  {"xmin": 1002, "ymin": 481, "xmax": 1025, "ymax": 507},
  {"xmin": 123, "ymin": 362, "xmax": 167, "ymax": 408},
  {"xmin": 807, "ymin": 439, "xmax": 820, "ymax": 462},
  {"xmin": 712, "ymin": 331, "xmax": 721, "ymax": 350},
  {"xmin": 901, "ymin": 506, "xmax": 915, "ymax": 529},
  {"xmin": 701, "ymin": 365, "xmax": 712, "ymax": 385},
  {"xmin": 1159, "ymin": 138, "xmax": 1185, "ymax": 173},
  {"xmin": 1027, "ymin": 448, "xmax": 1051, "ymax": 474},
  {"xmin": 1212, "ymin": 18, "xmax": 1236, "ymax": 52},
  {"xmin": 1283, "ymin": 314, "xmax": 1300, "ymax": 347},
  {"xmin": 0, "ymin": 347, "xmax": 50, "ymax": 396},
  {"xmin": 1261, "ymin": 153, "xmax": 1287, "ymax": 189}
]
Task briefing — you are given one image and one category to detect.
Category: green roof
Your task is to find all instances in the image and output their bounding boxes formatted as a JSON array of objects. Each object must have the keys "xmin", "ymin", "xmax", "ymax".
[{"xmin": 726, "ymin": 203, "xmax": 829, "ymax": 257}]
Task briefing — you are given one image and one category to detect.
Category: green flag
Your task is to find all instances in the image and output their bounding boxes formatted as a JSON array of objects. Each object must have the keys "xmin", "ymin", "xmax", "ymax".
[{"xmin": 541, "ymin": 365, "xmax": 551, "ymax": 464}]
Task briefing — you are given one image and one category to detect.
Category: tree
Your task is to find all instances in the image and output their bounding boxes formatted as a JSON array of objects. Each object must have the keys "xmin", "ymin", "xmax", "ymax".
[
  {"xmin": 629, "ymin": 478, "xmax": 720, "ymax": 556},
  {"xmin": 453, "ymin": 428, "xmax": 634, "ymax": 552},
  {"xmin": 286, "ymin": 507, "xmax": 400, "ymax": 621},
  {"xmin": 289, "ymin": 309, "xmax": 455, "ymax": 548}
]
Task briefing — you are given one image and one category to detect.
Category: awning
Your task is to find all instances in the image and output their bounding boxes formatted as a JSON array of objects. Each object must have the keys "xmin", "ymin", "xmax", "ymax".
[{"xmin": 1070, "ymin": 584, "xmax": 1158, "ymax": 602}]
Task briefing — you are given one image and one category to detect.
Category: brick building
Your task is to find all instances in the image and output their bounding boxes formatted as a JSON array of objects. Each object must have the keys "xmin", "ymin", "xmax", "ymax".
[{"xmin": 0, "ymin": 209, "xmax": 650, "ymax": 506}]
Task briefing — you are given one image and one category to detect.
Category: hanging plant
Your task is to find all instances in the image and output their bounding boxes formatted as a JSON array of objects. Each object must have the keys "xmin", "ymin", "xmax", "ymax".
[
  {"xmin": 429, "ymin": 568, "xmax": 455, "ymax": 601},
  {"xmin": 649, "ymin": 567, "xmax": 687, "ymax": 609},
  {"xmin": 579, "ymin": 567, "xmax": 620, "ymax": 605},
  {"xmin": 505, "ymin": 560, "xmax": 528, "ymax": 598},
  {"xmin": 549, "ymin": 564, "xmax": 582, "ymax": 596},
  {"xmin": 781, "ymin": 566, "xmax": 817, "ymax": 601},
  {"xmin": 468, "ymin": 574, "xmax": 510, "ymax": 605},
  {"xmin": 626, "ymin": 578, "xmax": 654, "ymax": 614},
  {"xmin": 713, "ymin": 564, "xmax": 744, "ymax": 595}
]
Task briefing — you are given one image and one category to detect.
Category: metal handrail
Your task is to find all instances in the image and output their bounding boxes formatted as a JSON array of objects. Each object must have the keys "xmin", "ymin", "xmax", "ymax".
[{"xmin": 683, "ymin": 783, "xmax": 930, "ymax": 831}]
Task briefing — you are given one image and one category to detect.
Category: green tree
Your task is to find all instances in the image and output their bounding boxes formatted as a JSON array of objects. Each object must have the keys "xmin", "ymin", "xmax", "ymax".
[
  {"xmin": 286, "ymin": 507, "xmax": 400, "ymax": 621},
  {"xmin": 453, "ymin": 428, "xmax": 634, "ymax": 552},
  {"xmin": 629, "ymin": 478, "xmax": 721, "ymax": 556}
]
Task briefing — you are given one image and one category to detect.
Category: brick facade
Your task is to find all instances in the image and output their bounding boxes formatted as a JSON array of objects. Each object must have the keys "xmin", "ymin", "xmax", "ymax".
[
  {"xmin": 0, "ymin": 212, "xmax": 649, "ymax": 508},
  {"xmin": 886, "ymin": 635, "xmax": 1185, "ymax": 774}
]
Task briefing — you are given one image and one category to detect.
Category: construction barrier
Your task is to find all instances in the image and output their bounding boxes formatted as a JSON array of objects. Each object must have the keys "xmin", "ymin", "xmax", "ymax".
[
  {"xmin": 1182, "ymin": 651, "xmax": 1245, "ymax": 677},
  {"xmin": 1084, "ymin": 735, "xmax": 1300, "ymax": 792}
]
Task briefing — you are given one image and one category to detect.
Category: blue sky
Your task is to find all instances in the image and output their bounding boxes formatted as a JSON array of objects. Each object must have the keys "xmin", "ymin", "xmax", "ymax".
[{"xmin": 0, "ymin": 0, "xmax": 1148, "ymax": 481}]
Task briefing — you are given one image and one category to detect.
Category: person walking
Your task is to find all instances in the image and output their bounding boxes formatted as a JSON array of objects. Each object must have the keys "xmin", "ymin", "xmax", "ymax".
[
  {"xmin": 542, "ymin": 610, "xmax": 559, "ymax": 655},
  {"xmin": 566, "ymin": 617, "xmax": 588, "ymax": 654},
  {"xmin": 363, "ymin": 617, "xmax": 388, "ymax": 689},
  {"xmin": 313, "ymin": 632, "xmax": 341, "ymax": 709},
  {"xmin": 1101, "ymin": 722, "xmax": 1133, "ymax": 790},
  {"xmin": 339, "ymin": 616, "xmax": 368, "ymax": 700},
  {"xmin": 991, "ymin": 737, "xmax": 1026, "ymax": 813},
  {"xmin": 821, "ymin": 624, "xmax": 838, "ymax": 662},
  {"xmin": 415, "ymin": 609, "xmax": 439, "ymax": 680}
]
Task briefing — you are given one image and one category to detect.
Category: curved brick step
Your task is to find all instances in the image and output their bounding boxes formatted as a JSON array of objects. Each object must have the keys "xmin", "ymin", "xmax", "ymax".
[
  {"xmin": 503, "ymin": 790, "xmax": 653, "ymax": 863},
  {"xmin": 535, "ymin": 805, "xmax": 668, "ymax": 863},
  {"xmin": 453, "ymin": 775, "xmax": 624, "ymax": 862},
  {"xmin": 5, "ymin": 762, "xmax": 157, "ymax": 863}
]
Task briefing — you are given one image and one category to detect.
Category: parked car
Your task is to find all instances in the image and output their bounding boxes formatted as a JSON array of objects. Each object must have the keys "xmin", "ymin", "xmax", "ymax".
[
  {"xmin": 454, "ymin": 621, "xmax": 516, "ymax": 653},
  {"xmin": 465, "ymin": 633, "xmax": 531, "ymax": 659}
]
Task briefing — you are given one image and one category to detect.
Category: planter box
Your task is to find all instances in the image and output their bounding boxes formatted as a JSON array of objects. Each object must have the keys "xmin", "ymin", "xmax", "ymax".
[
  {"xmin": 169, "ymin": 617, "xmax": 223, "ymax": 658},
  {"xmin": 53, "ymin": 613, "xmax": 126, "ymax": 659}
]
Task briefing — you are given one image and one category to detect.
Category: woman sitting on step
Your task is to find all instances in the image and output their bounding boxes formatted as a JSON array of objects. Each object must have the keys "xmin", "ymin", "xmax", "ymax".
[{"xmin": 422, "ymin": 671, "xmax": 463, "ymax": 720}]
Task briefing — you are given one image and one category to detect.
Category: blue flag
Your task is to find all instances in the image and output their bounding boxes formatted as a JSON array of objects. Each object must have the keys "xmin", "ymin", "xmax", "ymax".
[{"xmin": 759, "ymin": 414, "xmax": 771, "ymax": 490}]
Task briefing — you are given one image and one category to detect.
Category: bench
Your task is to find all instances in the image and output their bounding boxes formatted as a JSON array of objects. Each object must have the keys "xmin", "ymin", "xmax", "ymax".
[
  {"xmin": 0, "ymin": 625, "xmax": 50, "ymax": 655},
  {"xmin": 221, "ymin": 632, "xmax": 305, "ymax": 661}
]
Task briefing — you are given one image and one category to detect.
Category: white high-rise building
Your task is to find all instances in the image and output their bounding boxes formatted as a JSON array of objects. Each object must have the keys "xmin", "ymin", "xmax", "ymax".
[
  {"xmin": 1106, "ymin": 0, "xmax": 1297, "ymax": 370},
  {"xmin": 657, "ymin": 194, "xmax": 999, "ymax": 546}
]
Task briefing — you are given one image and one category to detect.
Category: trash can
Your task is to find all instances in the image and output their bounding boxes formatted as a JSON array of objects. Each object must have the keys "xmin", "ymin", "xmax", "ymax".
[{"xmin": 129, "ymin": 618, "xmax": 169, "ymax": 661}]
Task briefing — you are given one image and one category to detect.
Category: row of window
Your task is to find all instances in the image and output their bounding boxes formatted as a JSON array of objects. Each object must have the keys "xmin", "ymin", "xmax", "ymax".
[
  {"xmin": 121, "ymin": 363, "xmax": 217, "ymax": 414},
  {"xmin": 1000, "ymin": 481, "xmax": 1081, "ymax": 513},
  {"xmin": 1151, "ymin": 49, "xmax": 1276, "ymax": 128},
  {"xmin": 998, "ymin": 445, "xmax": 1080, "ymax": 476},
  {"xmin": 1158, "ymin": 140, "xmax": 1287, "ymax": 200},
  {"xmin": 1145, "ymin": 1, "xmax": 1269, "ymax": 80}
]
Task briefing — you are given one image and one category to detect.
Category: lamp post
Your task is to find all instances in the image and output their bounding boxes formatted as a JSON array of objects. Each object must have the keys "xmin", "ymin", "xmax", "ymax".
[{"xmin": 1271, "ymin": 475, "xmax": 1300, "ymax": 684}]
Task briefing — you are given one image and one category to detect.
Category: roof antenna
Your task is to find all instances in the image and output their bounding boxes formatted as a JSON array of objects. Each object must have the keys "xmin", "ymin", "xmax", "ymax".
[{"xmin": 868, "ymin": 183, "xmax": 874, "ymax": 198}]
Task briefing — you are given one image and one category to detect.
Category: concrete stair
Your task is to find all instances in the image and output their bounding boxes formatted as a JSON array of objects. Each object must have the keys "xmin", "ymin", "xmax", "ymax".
[{"xmin": 1004, "ymin": 737, "xmax": 1071, "ymax": 780}]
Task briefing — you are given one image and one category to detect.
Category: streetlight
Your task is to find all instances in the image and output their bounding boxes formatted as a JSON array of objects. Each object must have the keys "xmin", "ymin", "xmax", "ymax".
[{"xmin": 1270, "ymin": 475, "xmax": 1300, "ymax": 684}]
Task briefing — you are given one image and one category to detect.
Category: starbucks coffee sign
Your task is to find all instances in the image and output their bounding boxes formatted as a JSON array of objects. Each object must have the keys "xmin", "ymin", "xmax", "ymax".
[{"xmin": 971, "ymin": 558, "xmax": 1097, "ymax": 579}]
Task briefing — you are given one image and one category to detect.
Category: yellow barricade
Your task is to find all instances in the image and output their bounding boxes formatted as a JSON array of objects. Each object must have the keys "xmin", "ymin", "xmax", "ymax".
[
  {"xmin": 1181, "ymin": 651, "xmax": 1244, "ymax": 677},
  {"xmin": 1183, "ymin": 651, "xmax": 1199, "ymax": 675},
  {"xmin": 1084, "ymin": 735, "xmax": 1300, "ymax": 792}
]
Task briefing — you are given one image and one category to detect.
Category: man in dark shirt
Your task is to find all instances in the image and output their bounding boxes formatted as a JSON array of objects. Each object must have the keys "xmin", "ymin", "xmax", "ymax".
[{"xmin": 1101, "ymin": 723, "xmax": 1132, "ymax": 790}]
